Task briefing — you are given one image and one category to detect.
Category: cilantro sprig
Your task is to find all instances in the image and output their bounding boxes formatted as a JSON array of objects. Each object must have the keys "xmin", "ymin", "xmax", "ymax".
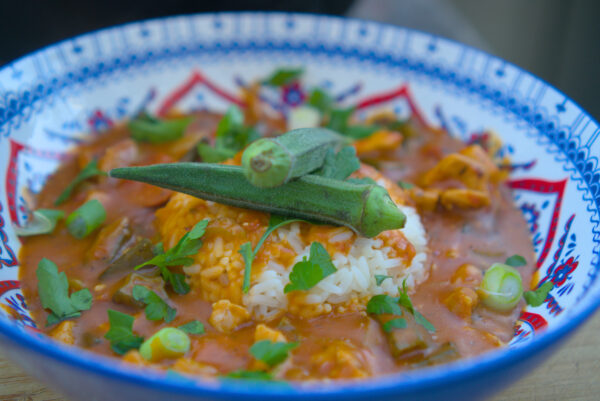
[
  {"xmin": 178, "ymin": 320, "xmax": 205, "ymax": 335},
  {"xmin": 135, "ymin": 219, "xmax": 209, "ymax": 294},
  {"xmin": 249, "ymin": 340, "xmax": 299, "ymax": 367},
  {"xmin": 524, "ymin": 281, "xmax": 554, "ymax": 307},
  {"xmin": 504, "ymin": 254, "xmax": 527, "ymax": 267},
  {"xmin": 375, "ymin": 274, "xmax": 392, "ymax": 286},
  {"xmin": 383, "ymin": 318, "xmax": 408, "ymax": 333},
  {"xmin": 284, "ymin": 242, "xmax": 337, "ymax": 293},
  {"xmin": 240, "ymin": 215, "xmax": 303, "ymax": 293},
  {"xmin": 132, "ymin": 285, "xmax": 176, "ymax": 323},
  {"xmin": 262, "ymin": 67, "xmax": 303, "ymax": 86},
  {"xmin": 36, "ymin": 258, "xmax": 92, "ymax": 326},
  {"xmin": 129, "ymin": 112, "xmax": 192, "ymax": 144},
  {"xmin": 104, "ymin": 309, "xmax": 144, "ymax": 355},
  {"xmin": 366, "ymin": 279, "xmax": 436, "ymax": 333},
  {"xmin": 197, "ymin": 106, "xmax": 259, "ymax": 163},
  {"xmin": 55, "ymin": 159, "xmax": 107, "ymax": 205}
]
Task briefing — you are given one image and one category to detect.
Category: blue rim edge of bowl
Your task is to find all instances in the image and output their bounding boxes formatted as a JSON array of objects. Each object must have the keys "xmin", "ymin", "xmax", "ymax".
[{"xmin": 0, "ymin": 11, "xmax": 599, "ymax": 398}]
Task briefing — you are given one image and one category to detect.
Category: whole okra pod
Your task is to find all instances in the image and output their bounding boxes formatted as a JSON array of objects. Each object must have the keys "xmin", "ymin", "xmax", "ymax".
[
  {"xmin": 241, "ymin": 128, "xmax": 347, "ymax": 188},
  {"xmin": 110, "ymin": 163, "xmax": 405, "ymax": 238}
]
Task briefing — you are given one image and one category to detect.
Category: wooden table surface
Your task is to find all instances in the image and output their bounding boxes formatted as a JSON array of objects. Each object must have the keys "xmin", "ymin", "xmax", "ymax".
[{"xmin": 2, "ymin": 312, "xmax": 599, "ymax": 401}]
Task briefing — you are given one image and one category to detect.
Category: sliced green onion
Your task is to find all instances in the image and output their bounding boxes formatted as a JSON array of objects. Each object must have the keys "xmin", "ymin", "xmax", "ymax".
[
  {"xmin": 14, "ymin": 209, "xmax": 65, "ymax": 236},
  {"xmin": 66, "ymin": 199, "xmax": 106, "ymax": 239},
  {"xmin": 479, "ymin": 263, "xmax": 523, "ymax": 311},
  {"xmin": 129, "ymin": 113, "xmax": 192, "ymax": 144},
  {"xmin": 139, "ymin": 327, "xmax": 190, "ymax": 362}
]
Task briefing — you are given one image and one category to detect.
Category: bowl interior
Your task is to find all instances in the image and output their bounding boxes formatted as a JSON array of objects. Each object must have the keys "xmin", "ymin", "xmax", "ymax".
[{"xmin": 1, "ymin": 11, "xmax": 600, "ymax": 393}]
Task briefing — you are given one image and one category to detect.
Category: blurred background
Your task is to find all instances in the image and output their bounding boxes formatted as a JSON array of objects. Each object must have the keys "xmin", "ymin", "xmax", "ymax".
[{"xmin": 1, "ymin": 0, "xmax": 598, "ymax": 120}]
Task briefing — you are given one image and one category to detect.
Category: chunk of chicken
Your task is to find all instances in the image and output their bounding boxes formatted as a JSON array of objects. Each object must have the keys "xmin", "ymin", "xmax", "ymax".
[
  {"xmin": 255, "ymin": 324, "xmax": 287, "ymax": 343},
  {"xmin": 49, "ymin": 321, "xmax": 75, "ymax": 345},
  {"xmin": 209, "ymin": 300, "xmax": 251, "ymax": 333},
  {"xmin": 443, "ymin": 287, "xmax": 479, "ymax": 320}
]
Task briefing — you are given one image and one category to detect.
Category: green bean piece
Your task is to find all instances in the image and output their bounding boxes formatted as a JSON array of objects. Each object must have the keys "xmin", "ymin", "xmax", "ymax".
[
  {"xmin": 66, "ymin": 199, "xmax": 106, "ymax": 239},
  {"xmin": 139, "ymin": 327, "xmax": 190, "ymax": 362},
  {"xmin": 110, "ymin": 163, "xmax": 406, "ymax": 238},
  {"xmin": 479, "ymin": 263, "xmax": 524, "ymax": 311},
  {"xmin": 241, "ymin": 128, "xmax": 347, "ymax": 188}
]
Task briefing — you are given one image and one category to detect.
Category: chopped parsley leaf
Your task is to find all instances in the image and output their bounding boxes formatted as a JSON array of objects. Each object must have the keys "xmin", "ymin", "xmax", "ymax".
[
  {"xmin": 129, "ymin": 112, "xmax": 192, "ymax": 144},
  {"xmin": 197, "ymin": 106, "xmax": 259, "ymax": 162},
  {"xmin": 132, "ymin": 285, "xmax": 176, "ymax": 323},
  {"xmin": 383, "ymin": 318, "xmax": 408, "ymax": 333},
  {"xmin": 524, "ymin": 281, "xmax": 554, "ymax": 307},
  {"xmin": 135, "ymin": 219, "xmax": 209, "ymax": 294},
  {"xmin": 55, "ymin": 159, "xmax": 107, "ymax": 205},
  {"xmin": 284, "ymin": 242, "xmax": 336, "ymax": 293},
  {"xmin": 375, "ymin": 274, "xmax": 392, "ymax": 286},
  {"xmin": 367, "ymin": 280, "xmax": 436, "ymax": 333},
  {"xmin": 104, "ymin": 309, "xmax": 144, "ymax": 355},
  {"xmin": 366, "ymin": 294, "xmax": 403, "ymax": 316},
  {"xmin": 249, "ymin": 340, "xmax": 299, "ymax": 367},
  {"xmin": 262, "ymin": 67, "xmax": 303, "ymax": 86},
  {"xmin": 505, "ymin": 254, "xmax": 527, "ymax": 267},
  {"xmin": 178, "ymin": 320, "xmax": 205, "ymax": 335},
  {"xmin": 36, "ymin": 258, "xmax": 92, "ymax": 326},
  {"xmin": 397, "ymin": 181, "xmax": 414, "ymax": 190},
  {"xmin": 240, "ymin": 215, "xmax": 303, "ymax": 293},
  {"xmin": 306, "ymin": 87, "xmax": 334, "ymax": 112}
]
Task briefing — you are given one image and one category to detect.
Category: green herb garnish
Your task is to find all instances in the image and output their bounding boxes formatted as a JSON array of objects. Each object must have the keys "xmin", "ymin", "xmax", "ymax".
[
  {"xmin": 306, "ymin": 87, "xmax": 334, "ymax": 113},
  {"xmin": 15, "ymin": 209, "xmax": 65, "ymax": 236},
  {"xmin": 55, "ymin": 159, "xmax": 107, "ymax": 205},
  {"xmin": 505, "ymin": 254, "xmax": 527, "ymax": 267},
  {"xmin": 226, "ymin": 370, "xmax": 274, "ymax": 380},
  {"xmin": 129, "ymin": 112, "xmax": 192, "ymax": 144},
  {"xmin": 375, "ymin": 274, "xmax": 392, "ymax": 286},
  {"xmin": 284, "ymin": 242, "xmax": 337, "ymax": 293},
  {"xmin": 135, "ymin": 219, "xmax": 209, "ymax": 294},
  {"xmin": 524, "ymin": 281, "xmax": 553, "ymax": 307},
  {"xmin": 249, "ymin": 340, "xmax": 299, "ymax": 367},
  {"xmin": 326, "ymin": 107, "xmax": 355, "ymax": 134},
  {"xmin": 197, "ymin": 106, "xmax": 259, "ymax": 163},
  {"xmin": 66, "ymin": 199, "xmax": 106, "ymax": 239},
  {"xmin": 178, "ymin": 320, "xmax": 205, "ymax": 335},
  {"xmin": 132, "ymin": 285, "xmax": 176, "ymax": 323},
  {"xmin": 240, "ymin": 215, "xmax": 303, "ymax": 293},
  {"xmin": 397, "ymin": 181, "xmax": 414, "ymax": 190},
  {"xmin": 366, "ymin": 294, "xmax": 403, "ymax": 315},
  {"xmin": 383, "ymin": 318, "xmax": 408, "ymax": 333},
  {"xmin": 36, "ymin": 258, "xmax": 92, "ymax": 326},
  {"xmin": 397, "ymin": 279, "xmax": 436, "ymax": 332},
  {"xmin": 197, "ymin": 142, "xmax": 236, "ymax": 163},
  {"xmin": 104, "ymin": 309, "xmax": 144, "ymax": 355},
  {"xmin": 263, "ymin": 67, "xmax": 303, "ymax": 86},
  {"xmin": 343, "ymin": 124, "xmax": 381, "ymax": 140},
  {"xmin": 315, "ymin": 146, "xmax": 360, "ymax": 180},
  {"xmin": 366, "ymin": 280, "xmax": 436, "ymax": 332}
]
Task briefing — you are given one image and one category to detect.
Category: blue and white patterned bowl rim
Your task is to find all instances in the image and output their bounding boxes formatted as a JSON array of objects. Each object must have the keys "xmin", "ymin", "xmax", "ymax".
[{"xmin": 0, "ymin": 12, "xmax": 599, "ymax": 397}]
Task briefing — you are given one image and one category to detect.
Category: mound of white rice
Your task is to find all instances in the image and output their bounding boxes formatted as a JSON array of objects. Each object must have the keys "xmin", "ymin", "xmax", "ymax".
[{"xmin": 244, "ymin": 204, "xmax": 429, "ymax": 320}]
